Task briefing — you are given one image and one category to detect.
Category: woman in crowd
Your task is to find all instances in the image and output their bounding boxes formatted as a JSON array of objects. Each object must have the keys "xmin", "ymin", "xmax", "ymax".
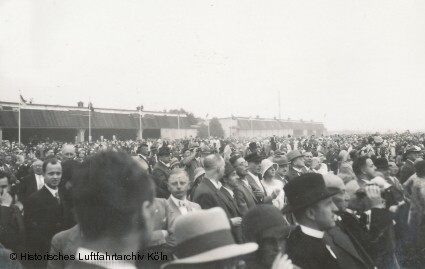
[{"xmin": 260, "ymin": 159, "xmax": 284, "ymax": 210}]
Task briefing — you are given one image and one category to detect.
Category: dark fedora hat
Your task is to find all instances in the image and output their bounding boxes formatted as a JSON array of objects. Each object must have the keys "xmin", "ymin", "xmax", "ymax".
[
  {"xmin": 282, "ymin": 173, "xmax": 339, "ymax": 214},
  {"xmin": 374, "ymin": 157, "xmax": 389, "ymax": 170},
  {"xmin": 157, "ymin": 146, "xmax": 171, "ymax": 157},
  {"xmin": 245, "ymin": 153, "xmax": 262, "ymax": 164}
]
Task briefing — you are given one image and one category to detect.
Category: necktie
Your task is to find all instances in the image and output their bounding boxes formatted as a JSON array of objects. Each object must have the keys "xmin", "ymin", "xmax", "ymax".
[{"xmin": 54, "ymin": 192, "xmax": 60, "ymax": 204}]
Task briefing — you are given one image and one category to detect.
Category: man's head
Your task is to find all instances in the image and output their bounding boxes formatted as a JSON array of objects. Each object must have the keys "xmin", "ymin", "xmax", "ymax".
[
  {"xmin": 158, "ymin": 147, "xmax": 171, "ymax": 164},
  {"xmin": 283, "ymin": 173, "xmax": 338, "ymax": 231},
  {"xmin": 311, "ymin": 157, "xmax": 321, "ymax": 170},
  {"xmin": 388, "ymin": 162, "xmax": 400, "ymax": 177},
  {"xmin": 303, "ymin": 151, "xmax": 313, "ymax": 168},
  {"xmin": 168, "ymin": 169, "xmax": 190, "ymax": 200},
  {"xmin": 273, "ymin": 155, "xmax": 289, "ymax": 177},
  {"xmin": 62, "ymin": 144, "xmax": 76, "ymax": 161},
  {"xmin": 73, "ymin": 150, "xmax": 154, "ymax": 245},
  {"xmin": 221, "ymin": 161, "xmax": 239, "ymax": 189},
  {"xmin": 137, "ymin": 143, "xmax": 149, "ymax": 156},
  {"xmin": 353, "ymin": 156, "xmax": 376, "ymax": 180},
  {"xmin": 374, "ymin": 157, "xmax": 390, "ymax": 178},
  {"xmin": 4, "ymin": 155, "xmax": 12, "ymax": 165},
  {"xmin": 405, "ymin": 146, "xmax": 421, "ymax": 162},
  {"xmin": 32, "ymin": 160, "xmax": 43, "ymax": 175},
  {"xmin": 230, "ymin": 155, "xmax": 248, "ymax": 178},
  {"xmin": 204, "ymin": 154, "xmax": 225, "ymax": 179},
  {"xmin": 44, "ymin": 148, "xmax": 55, "ymax": 158},
  {"xmin": 323, "ymin": 174, "xmax": 349, "ymax": 212},
  {"xmin": 42, "ymin": 158, "xmax": 62, "ymax": 189},
  {"xmin": 0, "ymin": 171, "xmax": 10, "ymax": 196},
  {"xmin": 287, "ymin": 150, "xmax": 305, "ymax": 168},
  {"xmin": 245, "ymin": 153, "xmax": 261, "ymax": 175}
]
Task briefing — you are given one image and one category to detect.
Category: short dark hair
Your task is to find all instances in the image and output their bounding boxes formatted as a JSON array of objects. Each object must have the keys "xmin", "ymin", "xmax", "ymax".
[
  {"xmin": 0, "ymin": 170, "xmax": 11, "ymax": 184},
  {"xmin": 73, "ymin": 150, "xmax": 154, "ymax": 240},
  {"xmin": 42, "ymin": 158, "xmax": 60, "ymax": 173},
  {"xmin": 352, "ymin": 156, "xmax": 369, "ymax": 177},
  {"xmin": 415, "ymin": 160, "xmax": 425, "ymax": 178}
]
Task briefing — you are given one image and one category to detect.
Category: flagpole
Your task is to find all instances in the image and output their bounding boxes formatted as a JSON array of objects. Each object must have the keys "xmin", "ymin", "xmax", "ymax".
[
  {"xmin": 88, "ymin": 102, "xmax": 91, "ymax": 142},
  {"xmin": 18, "ymin": 97, "xmax": 21, "ymax": 145}
]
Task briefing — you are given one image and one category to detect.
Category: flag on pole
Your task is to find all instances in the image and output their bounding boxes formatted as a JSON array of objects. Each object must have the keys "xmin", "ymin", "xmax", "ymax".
[{"xmin": 20, "ymin": 94, "xmax": 28, "ymax": 106}]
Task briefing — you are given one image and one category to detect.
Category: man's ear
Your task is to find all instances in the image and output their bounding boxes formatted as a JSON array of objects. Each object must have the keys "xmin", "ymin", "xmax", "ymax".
[{"xmin": 305, "ymin": 207, "xmax": 316, "ymax": 221}]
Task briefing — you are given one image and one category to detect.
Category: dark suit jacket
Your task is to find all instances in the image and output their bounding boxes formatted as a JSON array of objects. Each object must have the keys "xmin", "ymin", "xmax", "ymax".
[
  {"xmin": 152, "ymin": 162, "xmax": 171, "ymax": 198},
  {"xmin": 192, "ymin": 178, "xmax": 229, "ymax": 215},
  {"xmin": 287, "ymin": 166, "xmax": 307, "ymax": 182},
  {"xmin": 220, "ymin": 187, "xmax": 244, "ymax": 243},
  {"xmin": 245, "ymin": 173, "xmax": 272, "ymax": 204},
  {"xmin": 325, "ymin": 223, "xmax": 375, "ymax": 269},
  {"xmin": 18, "ymin": 173, "xmax": 39, "ymax": 202},
  {"xmin": 234, "ymin": 180, "xmax": 258, "ymax": 215},
  {"xmin": 400, "ymin": 160, "xmax": 415, "ymax": 184},
  {"xmin": 24, "ymin": 187, "xmax": 65, "ymax": 261},
  {"xmin": 286, "ymin": 226, "xmax": 339, "ymax": 269},
  {"xmin": 339, "ymin": 210, "xmax": 397, "ymax": 269}
]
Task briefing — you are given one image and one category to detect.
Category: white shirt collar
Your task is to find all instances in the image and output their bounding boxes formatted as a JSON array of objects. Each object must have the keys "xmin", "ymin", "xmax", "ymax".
[
  {"xmin": 76, "ymin": 247, "xmax": 137, "ymax": 269},
  {"xmin": 300, "ymin": 225, "xmax": 324, "ymax": 239},
  {"xmin": 292, "ymin": 167, "xmax": 303, "ymax": 173},
  {"xmin": 159, "ymin": 160, "xmax": 170, "ymax": 168},
  {"xmin": 207, "ymin": 178, "xmax": 222, "ymax": 190},
  {"xmin": 170, "ymin": 194, "xmax": 187, "ymax": 206},
  {"xmin": 44, "ymin": 184, "xmax": 58, "ymax": 197},
  {"xmin": 222, "ymin": 186, "xmax": 234, "ymax": 198}
]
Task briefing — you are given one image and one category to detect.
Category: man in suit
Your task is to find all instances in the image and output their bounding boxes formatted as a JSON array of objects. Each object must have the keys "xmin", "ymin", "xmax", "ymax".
[
  {"xmin": 245, "ymin": 153, "xmax": 272, "ymax": 204},
  {"xmin": 48, "ymin": 225, "xmax": 82, "ymax": 269},
  {"xmin": 273, "ymin": 154, "xmax": 289, "ymax": 184},
  {"xmin": 286, "ymin": 150, "xmax": 308, "ymax": 181},
  {"xmin": 230, "ymin": 155, "xmax": 258, "ymax": 214},
  {"xmin": 134, "ymin": 143, "xmax": 152, "ymax": 174},
  {"xmin": 323, "ymin": 174, "xmax": 376, "ymax": 269},
  {"xmin": 220, "ymin": 161, "xmax": 244, "ymax": 243},
  {"xmin": 18, "ymin": 159, "xmax": 44, "ymax": 202},
  {"xmin": 192, "ymin": 154, "xmax": 229, "ymax": 211},
  {"xmin": 167, "ymin": 168, "xmax": 201, "ymax": 218},
  {"xmin": 282, "ymin": 173, "xmax": 340, "ymax": 269},
  {"xmin": 24, "ymin": 158, "xmax": 65, "ymax": 269},
  {"xmin": 400, "ymin": 145, "xmax": 421, "ymax": 184},
  {"xmin": 152, "ymin": 146, "xmax": 172, "ymax": 198}
]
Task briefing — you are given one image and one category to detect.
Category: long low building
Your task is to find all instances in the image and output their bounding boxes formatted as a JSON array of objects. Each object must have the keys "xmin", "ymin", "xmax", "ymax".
[
  {"xmin": 218, "ymin": 117, "xmax": 326, "ymax": 138},
  {"xmin": 0, "ymin": 101, "xmax": 197, "ymax": 143}
]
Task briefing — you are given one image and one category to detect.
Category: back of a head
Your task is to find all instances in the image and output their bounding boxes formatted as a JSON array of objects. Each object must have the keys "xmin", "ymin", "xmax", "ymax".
[
  {"xmin": 414, "ymin": 160, "xmax": 425, "ymax": 177},
  {"xmin": 352, "ymin": 155, "xmax": 368, "ymax": 177},
  {"xmin": 73, "ymin": 150, "xmax": 154, "ymax": 240},
  {"xmin": 203, "ymin": 154, "xmax": 223, "ymax": 172}
]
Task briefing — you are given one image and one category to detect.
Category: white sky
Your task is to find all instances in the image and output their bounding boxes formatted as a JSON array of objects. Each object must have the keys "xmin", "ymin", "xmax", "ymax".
[{"xmin": 1, "ymin": 0, "xmax": 425, "ymax": 132}]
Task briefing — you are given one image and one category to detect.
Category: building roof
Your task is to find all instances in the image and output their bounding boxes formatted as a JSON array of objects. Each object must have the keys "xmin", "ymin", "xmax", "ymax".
[
  {"xmin": 0, "ymin": 103, "xmax": 193, "ymax": 129},
  {"xmin": 232, "ymin": 118, "xmax": 325, "ymax": 131}
]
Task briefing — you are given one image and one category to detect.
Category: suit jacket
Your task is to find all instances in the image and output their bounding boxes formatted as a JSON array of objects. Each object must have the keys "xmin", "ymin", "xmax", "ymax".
[
  {"xmin": 152, "ymin": 162, "xmax": 171, "ymax": 198},
  {"xmin": 287, "ymin": 166, "xmax": 307, "ymax": 182},
  {"xmin": 339, "ymin": 210, "xmax": 398, "ymax": 269},
  {"xmin": 192, "ymin": 178, "xmax": 230, "ymax": 215},
  {"xmin": 220, "ymin": 187, "xmax": 244, "ymax": 243},
  {"xmin": 24, "ymin": 186, "xmax": 65, "ymax": 255},
  {"xmin": 286, "ymin": 226, "xmax": 339, "ymax": 269},
  {"xmin": 133, "ymin": 155, "xmax": 151, "ymax": 174},
  {"xmin": 400, "ymin": 160, "xmax": 415, "ymax": 184},
  {"xmin": 325, "ymin": 223, "xmax": 375, "ymax": 269},
  {"xmin": 18, "ymin": 173, "xmax": 39, "ymax": 202},
  {"xmin": 48, "ymin": 225, "xmax": 82, "ymax": 269},
  {"xmin": 234, "ymin": 180, "xmax": 257, "ymax": 215},
  {"xmin": 167, "ymin": 196, "xmax": 201, "ymax": 219},
  {"xmin": 148, "ymin": 198, "xmax": 176, "ymax": 248},
  {"xmin": 245, "ymin": 173, "xmax": 272, "ymax": 204}
]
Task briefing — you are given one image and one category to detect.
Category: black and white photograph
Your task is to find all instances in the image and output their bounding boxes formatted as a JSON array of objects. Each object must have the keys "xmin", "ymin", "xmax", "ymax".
[{"xmin": 1, "ymin": 0, "xmax": 425, "ymax": 268}]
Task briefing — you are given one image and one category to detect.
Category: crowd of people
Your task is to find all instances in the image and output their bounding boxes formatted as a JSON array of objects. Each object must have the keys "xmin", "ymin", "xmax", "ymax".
[{"xmin": 0, "ymin": 131, "xmax": 425, "ymax": 269}]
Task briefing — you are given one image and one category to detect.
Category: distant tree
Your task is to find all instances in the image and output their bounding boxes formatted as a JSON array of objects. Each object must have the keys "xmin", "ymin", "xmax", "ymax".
[
  {"xmin": 198, "ymin": 118, "xmax": 224, "ymax": 138},
  {"xmin": 197, "ymin": 123, "xmax": 209, "ymax": 138},
  {"xmin": 169, "ymin": 108, "xmax": 198, "ymax": 125}
]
